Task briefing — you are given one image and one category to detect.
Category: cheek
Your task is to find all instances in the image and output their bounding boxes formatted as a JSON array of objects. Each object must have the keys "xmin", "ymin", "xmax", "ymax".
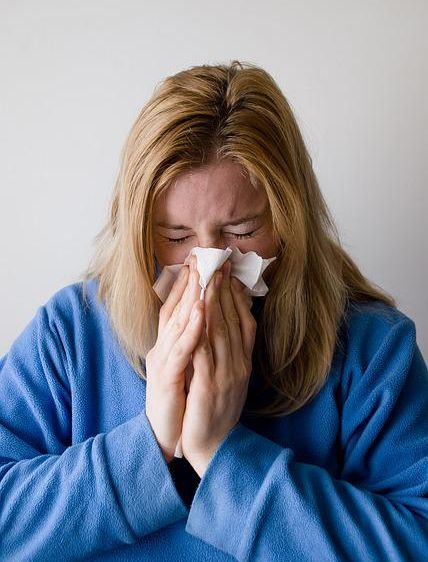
[
  {"xmin": 154, "ymin": 243, "xmax": 190, "ymax": 267},
  {"xmin": 259, "ymin": 225, "xmax": 279, "ymax": 257},
  {"xmin": 239, "ymin": 229, "xmax": 278, "ymax": 259}
]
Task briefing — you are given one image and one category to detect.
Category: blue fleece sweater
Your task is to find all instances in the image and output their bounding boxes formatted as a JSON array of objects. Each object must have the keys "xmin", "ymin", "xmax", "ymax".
[{"xmin": 0, "ymin": 279, "xmax": 427, "ymax": 561}]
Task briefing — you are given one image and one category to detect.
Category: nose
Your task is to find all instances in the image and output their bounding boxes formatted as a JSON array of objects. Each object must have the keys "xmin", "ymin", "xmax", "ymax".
[{"xmin": 196, "ymin": 234, "xmax": 229, "ymax": 250}]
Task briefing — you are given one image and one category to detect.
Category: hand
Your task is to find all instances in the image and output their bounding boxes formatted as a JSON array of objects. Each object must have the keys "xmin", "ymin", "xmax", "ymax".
[
  {"xmin": 145, "ymin": 255, "xmax": 204, "ymax": 464},
  {"xmin": 181, "ymin": 259, "xmax": 257, "ymax": 477}
]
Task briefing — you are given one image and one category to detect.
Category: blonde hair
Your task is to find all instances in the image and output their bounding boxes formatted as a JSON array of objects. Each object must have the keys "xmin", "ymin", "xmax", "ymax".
[{"xmin": 82, "ymin": 60, "xmax": 396, "ymax": 417}]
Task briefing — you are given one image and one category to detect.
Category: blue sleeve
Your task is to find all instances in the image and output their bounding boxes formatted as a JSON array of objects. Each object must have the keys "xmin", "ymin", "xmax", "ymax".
[
  {"xmin": 185, "ymin": 318, "xmax": 428, "ymax": 561},
  {"xmin": 0, "ymin": 306, "xmax": 188, "ymax": 561}
]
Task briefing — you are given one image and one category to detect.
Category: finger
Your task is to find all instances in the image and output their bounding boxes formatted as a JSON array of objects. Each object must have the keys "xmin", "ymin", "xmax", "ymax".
[
  {"xmin": 205, "ymin": 268, "xmax": 231, "ymax": 379},
  {"xmin": 172, "ymin": 255, "xmax": 202, "ymax": 323},
  {"xmin": 164, "ymin": 255, "xmax": 201, "ymax": 338},
  {"xmin": 158, "ymin": 262, "xmax": 190, "ymax": 332},
  {"xmin": 164, "ymin": 299, "xmax": 205, "ymax": 385},
  {"xmin": 230, "ymin": 276, "xmax": 257, "ymax": 362},
  {"xmin": 218, "ymin": 260, "xmax": 244, "ymax": 369}
]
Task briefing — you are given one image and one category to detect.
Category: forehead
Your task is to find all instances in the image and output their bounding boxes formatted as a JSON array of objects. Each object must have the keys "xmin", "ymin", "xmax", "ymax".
[{"xmin": 153, "ymin": 160, "xmax": 268, "ymax": 223}]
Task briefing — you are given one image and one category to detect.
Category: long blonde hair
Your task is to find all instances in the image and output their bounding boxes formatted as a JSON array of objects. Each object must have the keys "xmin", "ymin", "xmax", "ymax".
[{"xmin": 82, "ymin": 60, "xmax": 396, "ymax": 417}]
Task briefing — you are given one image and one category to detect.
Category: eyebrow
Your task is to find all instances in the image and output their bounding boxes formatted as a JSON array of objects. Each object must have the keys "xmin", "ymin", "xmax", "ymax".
[{"xmin": 156, "ymin": 212, "xmax": 265, "ymax": 230}]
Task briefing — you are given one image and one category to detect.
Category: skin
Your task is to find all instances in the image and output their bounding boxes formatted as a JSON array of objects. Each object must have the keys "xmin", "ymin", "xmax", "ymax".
[
  {"xmin": 146, "ymin": 159, "xmax": 278, "ymax": 477},
  {"xmin": 152, "ymin": 159, "xmax": 277, "ymax": 270}
]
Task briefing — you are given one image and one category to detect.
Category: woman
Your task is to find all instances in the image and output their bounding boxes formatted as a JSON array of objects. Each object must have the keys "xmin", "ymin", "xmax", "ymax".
[{"xmin": 0, "ymin": 61, "xmax": 427, "ymax": 561}]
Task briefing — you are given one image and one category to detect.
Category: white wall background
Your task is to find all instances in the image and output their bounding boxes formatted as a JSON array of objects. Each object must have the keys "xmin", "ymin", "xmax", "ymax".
[{"xmin": 1, "ymin": 0, "xmax": 427, "ymax": 358}]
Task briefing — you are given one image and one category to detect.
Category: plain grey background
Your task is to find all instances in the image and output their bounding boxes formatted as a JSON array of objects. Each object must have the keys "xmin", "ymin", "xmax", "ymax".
[{"xmin": 1, "ymin": 1, "xmax": 427, "ymax": 358}]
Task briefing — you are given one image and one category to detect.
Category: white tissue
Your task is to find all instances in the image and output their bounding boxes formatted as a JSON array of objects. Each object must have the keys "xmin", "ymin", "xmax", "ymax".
[
  {"xmin": 152, "ymin": 246, "xmax": 277, "ymax": 459},
  {"xmin": 153, "ymin": 246, "xmax": 277, "ymax": 303}
]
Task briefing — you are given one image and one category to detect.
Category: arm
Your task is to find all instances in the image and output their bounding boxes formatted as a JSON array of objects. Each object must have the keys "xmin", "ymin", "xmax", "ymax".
[
  {"xmin": 0, "ymin": 306, "xmax": 188, "ymax": 561},
  {"xmin": 185, "ymin": 318, "xmax": 428, "ymax": 561}
]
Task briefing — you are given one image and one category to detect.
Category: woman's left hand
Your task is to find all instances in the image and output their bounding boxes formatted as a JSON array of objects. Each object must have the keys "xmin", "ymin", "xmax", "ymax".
[{"xmin": 180, "ymin": 259, "xmax": 257, "ymax": 477}]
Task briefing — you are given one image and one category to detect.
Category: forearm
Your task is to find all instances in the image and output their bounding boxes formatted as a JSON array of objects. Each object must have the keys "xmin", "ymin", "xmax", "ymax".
[
  {"xmin": 0, "ymin": 411, "xmax": 188, "ymax": 561},
  {"xmin": 186, "ymin": 423, "xmax": 428, "ymax": 562}
]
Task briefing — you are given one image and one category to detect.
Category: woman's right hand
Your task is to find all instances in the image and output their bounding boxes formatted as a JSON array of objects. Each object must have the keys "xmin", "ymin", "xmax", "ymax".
[{"xmin": 145, "ymin": 255, "xmax": 205, "ymax": 464}]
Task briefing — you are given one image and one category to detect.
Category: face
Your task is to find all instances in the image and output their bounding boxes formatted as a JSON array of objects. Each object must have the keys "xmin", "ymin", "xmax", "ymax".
[{"xmin": 153, "ymin": 159, "xmax": 279, "ymax": 283}]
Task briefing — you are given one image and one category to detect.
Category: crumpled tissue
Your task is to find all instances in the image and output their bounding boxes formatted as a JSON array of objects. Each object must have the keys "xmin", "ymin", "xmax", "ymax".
[{"xmin": 153, "ymin": 246, "xmax": 277, "ymax": 302}]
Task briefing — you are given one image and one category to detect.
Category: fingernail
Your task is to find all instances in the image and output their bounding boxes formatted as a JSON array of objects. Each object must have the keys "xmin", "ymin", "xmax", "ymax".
[{"xmin": 179, "ymin": 266, "xmax": 187, "ymax": 279}]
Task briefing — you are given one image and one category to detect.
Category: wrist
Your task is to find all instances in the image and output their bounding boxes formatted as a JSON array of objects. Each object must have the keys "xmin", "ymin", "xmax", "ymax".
[
  {"xmin": 164, "ymin": 449, "xmax": 175, "ymax": 465},
  {"xmin": 186, "ymin": 452, "xmax": 213, "ymax": 478}
]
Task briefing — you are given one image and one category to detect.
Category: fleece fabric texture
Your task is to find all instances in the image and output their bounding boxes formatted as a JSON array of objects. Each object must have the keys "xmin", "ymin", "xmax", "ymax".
[{"xmin": 0, "ymin": 279, "xmax": 427, "ymax": 561}]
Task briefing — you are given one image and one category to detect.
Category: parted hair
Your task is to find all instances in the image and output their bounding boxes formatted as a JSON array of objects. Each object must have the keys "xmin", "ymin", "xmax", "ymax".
[{"xmin": 82, "ymin": 60, "xmax": 396, "ymax": 417}]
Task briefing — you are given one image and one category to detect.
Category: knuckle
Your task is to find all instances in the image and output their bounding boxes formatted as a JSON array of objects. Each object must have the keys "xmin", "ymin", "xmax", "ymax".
[
  {"xmin": 172, "ymin": 317, "xmax": 185, "ymax": 335},
  {"xmin": 172, "ymin": 342, "xmax": 187, "ymax": 359},
  {"xmin": 214, "ymin": 319, "xmax": 229, "ymax": 336},
  {"xmin": 225, "ymin": 311, "xmax": 240, "ymax": 324}
]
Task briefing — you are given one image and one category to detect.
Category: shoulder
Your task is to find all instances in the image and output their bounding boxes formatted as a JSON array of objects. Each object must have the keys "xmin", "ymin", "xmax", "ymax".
[
  {"xmin": 39, "ymin": 278, "xmax": 113, "ymax": 359},
  {"xmin": 336, "ymin": 301, "xmax": 428, "ymax": 497},
  {"xmin": 341, "ymin": 298, "xmax": 416, "ymax": 348},
  {"xmin": 42, "ymin": 278, "xmax": 104, "ymax": 325},
  {"xmin": 336, "ymin": 299, "xmax": 419, "ymax": 392},
  {"xmin": 346, "ymin": 298, "xmax": 413, "ymax": 324}
]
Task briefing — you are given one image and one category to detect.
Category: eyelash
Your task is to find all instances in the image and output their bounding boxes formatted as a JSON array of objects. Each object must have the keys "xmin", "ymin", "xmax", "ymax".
[{"xmin": 166, "ymin": 231, "xmax": 256, "ymax": 244}]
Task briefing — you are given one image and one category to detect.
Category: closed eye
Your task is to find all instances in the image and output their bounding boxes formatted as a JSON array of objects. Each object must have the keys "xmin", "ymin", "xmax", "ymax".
[{"xmin": 166, "ymin": 231, "xmax": 257, "ymax": 244}]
